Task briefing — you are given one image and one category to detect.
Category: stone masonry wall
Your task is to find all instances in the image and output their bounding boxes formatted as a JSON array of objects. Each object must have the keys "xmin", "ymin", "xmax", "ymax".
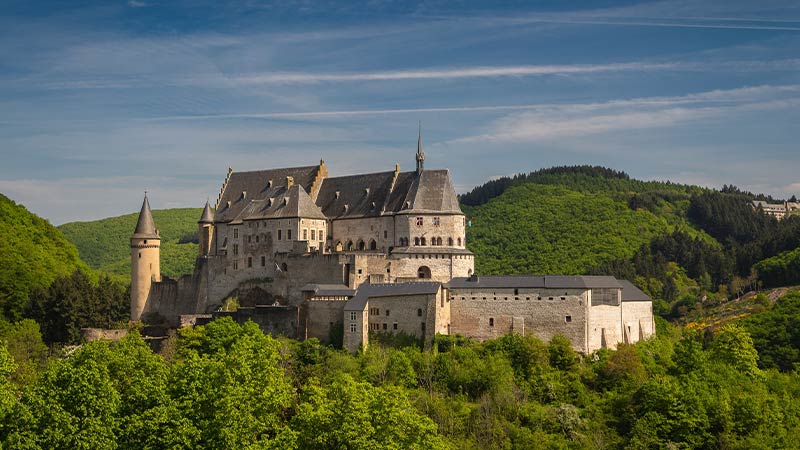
[
  {"xmin": 621, "ymin": 301, "xmax": 655, "ymax": 343},
  {"xmin": 449, "ymin": 288, "xmax": 590, "ymax": 353}
]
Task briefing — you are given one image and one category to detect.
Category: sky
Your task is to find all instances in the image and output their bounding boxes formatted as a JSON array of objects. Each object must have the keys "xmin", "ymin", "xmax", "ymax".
[{"xmin": 1, "ymin": 0, "xmax": 799, "ymax": 225}]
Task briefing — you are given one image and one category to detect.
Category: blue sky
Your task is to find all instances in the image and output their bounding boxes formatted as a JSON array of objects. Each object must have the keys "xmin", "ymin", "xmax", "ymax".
[{"xmin": 1, "ymin": 0, "xmax": 799, "ymax": 224}]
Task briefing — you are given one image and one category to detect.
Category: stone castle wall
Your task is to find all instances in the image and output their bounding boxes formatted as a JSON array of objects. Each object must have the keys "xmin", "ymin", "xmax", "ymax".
[{"xmin": 449, "ymin": 288, "xmax": 590, "ymax": 352}]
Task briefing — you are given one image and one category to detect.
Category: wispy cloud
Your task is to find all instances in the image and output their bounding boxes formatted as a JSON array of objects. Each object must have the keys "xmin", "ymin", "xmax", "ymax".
[
  {"xmin": 127, "ymin": 0, "xmax": 147, "ymax": 8},
  {"xmin": 140, "ymin": 84, "xmax": 800, "ymax": 122},
  {"xmin": 450, "ymin": 84, "xmax": 800, "ymax": 143},
  {"xmin": 509, "ymin": 17, "xmax": 800, "ymax": 32}
]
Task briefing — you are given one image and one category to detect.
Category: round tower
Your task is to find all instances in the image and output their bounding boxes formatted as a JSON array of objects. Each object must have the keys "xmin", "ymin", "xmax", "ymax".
[
  {"xmin": 130, "ymin": 193, "xmax": 161, "ymax": 322},
  {"xmin": 198, "ymin": 200, "xmax": 215, "ymax": 256}
]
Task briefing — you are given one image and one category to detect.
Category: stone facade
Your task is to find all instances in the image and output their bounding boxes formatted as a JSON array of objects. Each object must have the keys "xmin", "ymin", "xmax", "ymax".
[{"xmin": 130, "ymin": 144, "xmax": 654, "ymax": 354}]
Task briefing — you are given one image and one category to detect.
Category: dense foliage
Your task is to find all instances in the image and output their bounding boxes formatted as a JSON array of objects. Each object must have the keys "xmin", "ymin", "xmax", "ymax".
[
  {"xmin": 0, "ymin": 316, "xmax": 798, "ymax": 449},
  {"xmin": 59, "ymin": 208, "xmax": 203, "ymax": 280},
  {"xmin": 0, "ymin": 194, "xmax": 89, "ymax": 321},
  {"xmin": 27, "ymin": 270, "xmax": 129, "ymax": 344},
  {"xmin": 465, "ymin": 183, "xmax": 684, "ymax": 275}
]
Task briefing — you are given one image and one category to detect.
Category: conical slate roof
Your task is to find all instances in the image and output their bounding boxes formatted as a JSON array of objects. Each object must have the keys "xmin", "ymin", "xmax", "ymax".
[
  {"xmin": 133, "ymin": 194, "xmax": 159, "ymax": 238},
  {"xmin": 199, "ymin": 200, "xmax": 214, "ymax": 224}
]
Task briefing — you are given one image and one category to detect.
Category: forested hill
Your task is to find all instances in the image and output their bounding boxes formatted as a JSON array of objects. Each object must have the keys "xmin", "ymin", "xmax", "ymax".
[
  {"xmin": 463, "ymin": 166, "xmax": 800, "ymax": 319},
  {"xmin": 59, "ymin": 208, "xmax": 203, "ymax": 280},
  {"xmin": 0, "ymin": 194, "xmax": 89, "ymax": 320}
]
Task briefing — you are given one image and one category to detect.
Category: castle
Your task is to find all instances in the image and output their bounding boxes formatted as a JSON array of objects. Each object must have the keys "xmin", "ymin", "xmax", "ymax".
[{"xmin": 130, "ymin": 132, "xmax": 654, "ymax": 352}]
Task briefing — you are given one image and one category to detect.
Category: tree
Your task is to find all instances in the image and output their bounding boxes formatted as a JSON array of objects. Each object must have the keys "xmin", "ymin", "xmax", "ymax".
[{"xmin": 710, "ymin": 324, "xmax": 762, "ymax": 378}]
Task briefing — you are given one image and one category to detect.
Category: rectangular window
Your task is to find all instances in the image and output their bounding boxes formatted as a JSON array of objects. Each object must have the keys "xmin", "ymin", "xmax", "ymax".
[
  {"xmin": 385, "ymin": 309, "xmax": 390, "ymax": 316},
  {"xmin": 247, "ymin": 257, "xmax": 252, "ymax": 268},
  {"xmin": 393, "ymin": 323, "xmax": 398, "ymax": 330},
  {"xmin": 350, "ymin": 323, "xmax": 356, "ymax": 333},
  {"xmin": 433, "ymin": 217, "xmax": 440, "ymax": 226},
  {"xmin": 384, "ymin": 230, "xmax": 388, "ymax": 239},
  {"xmin": 287, "ymin": 229, "xmax": 292, "ymax": 240},
  {"xmin": 261, "ymin": 256, "xmax": 266, "ymax": 267},
  {"xmin": 303, "ymin": 229, "xmax": 308, "ymax": 240},
  {"xmin": 233, "ymin": 261, "xmax": 238, "ymax": 270},
  {"xmin": 233, "ymin": 228, "xmax": 239, "ymax": 239},
  {"xmin": 350, "ymin": 312, "xmax": 357, "ymax": 321},
  {"xmin": 565, "ymin": 315, "xmax": 572, "ymax": 323},
  {"xmin": 416, "ymin": 217, "xmax": 423, "ymax": 226},
  {"xmin": 233, "ymin": 244, "xmax": 239, "ymax": 256},
  {"xmin": 382, "ymin": 323, "xmax": 387, "ymax": 330},
  {"xmin": 311, "ymin": 229, "xmax": 315, "ymax": 240},
  {"xmin": 489, "ymin": 317, "xmax": 494, "ymax": 327},
  {"xmin": 278, "ymin": 229, "xmax": 282, "ymax": 240}
]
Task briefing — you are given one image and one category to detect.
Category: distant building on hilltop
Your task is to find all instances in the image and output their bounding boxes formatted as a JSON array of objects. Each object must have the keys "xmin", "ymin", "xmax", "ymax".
[
  {"xmin": 752, "ymin": 200, "xmax": 800, "ymax": 220},
  {"xmin": 129, "ymin": 130, "xmax": 654, "ymax": 353}
]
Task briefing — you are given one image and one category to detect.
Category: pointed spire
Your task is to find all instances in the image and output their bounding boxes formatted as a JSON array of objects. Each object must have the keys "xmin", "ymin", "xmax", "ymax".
[
  {"xmin": 416, "ymin": 121, "xmax": 425, "ymax": 174},
  {"xmin": 199, "ymin": 199, "xmax": 214, "ymax": 224},
  {"xmin": 133, "ymin": 193, "xmax": 159, "ymax": 238}
]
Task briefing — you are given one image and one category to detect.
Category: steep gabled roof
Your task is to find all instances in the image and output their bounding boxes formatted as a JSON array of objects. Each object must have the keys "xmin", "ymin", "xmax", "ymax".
[
  {"xmin": 228, "ymin": 184, "xmax": 326, "ymax": 223},
  {"xmin": 316, "ymin": 171, "xmax": 398, "ymax": 218},
  {"xmin": 132, "ymin": 195, "xmax": 159, "ymax": 239},
  {"xmin": 215, "ymin": 165, "xmax": 320, "ymax": 223}
]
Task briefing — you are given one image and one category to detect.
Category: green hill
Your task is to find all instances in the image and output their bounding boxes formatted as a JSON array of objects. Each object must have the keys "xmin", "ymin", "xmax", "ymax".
[
  {"xmin": 463, "ymin": 169, "xmax": 715, "ymax": 276},
  {"xmin": 59, "ymin": 208, "xmax": 202, "ymax": 280},
  {"xmin": 0, "ymin": 193, "xmax": 90, "ymax": 320},
  {"xmin": 462, "ymin": 166, "xmax": 800, "ymax": 320}
]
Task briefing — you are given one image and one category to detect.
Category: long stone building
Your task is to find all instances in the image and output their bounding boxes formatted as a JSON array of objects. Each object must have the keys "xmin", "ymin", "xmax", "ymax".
[{"xmin": 130, "ymin": 133, "xmax": 654, "ymax": 353}]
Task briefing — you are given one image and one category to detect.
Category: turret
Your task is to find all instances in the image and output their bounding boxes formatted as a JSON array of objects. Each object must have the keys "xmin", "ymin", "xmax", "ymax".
[
  {"xmin": 198, "ymin": 200, "xmax": 215, "ymax": 256},
  {"xmin": 130, "ymin": 193, "xmax": 160, "ymax": 322}
]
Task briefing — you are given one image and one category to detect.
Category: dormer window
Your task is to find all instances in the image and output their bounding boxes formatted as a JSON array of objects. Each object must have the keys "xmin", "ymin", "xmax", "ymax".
[
  {"xmin": 364, "ymin": 188, "xmax": 370, "ymax": 195},
  {"xmin": 268, "ymin": 180, "xmax": 273, "ymax": 188},
  {"xmin": 242, "ymin": 191, "xmax": 247, "ymax": 200},
  {"xmin": 335, "ymin": 191, "xmax": 340, "ymax": 199},
  {"xmin": 268, "ymin": 198, "xmax": 274, "ymax": 207},
  {"xmin": 283, "ymin": 197, "xmax": 289, "ymax": 206},
  {"xmin": 343, "ymin": 204, "xmax": 349, "ymax": 213},
  {"xmin": 405, "ymin": 201, "xmax": 411, "ymax": 209},
  {"xmin": 371, "ymin": 201, "xmax": 376, "ymax": 210}
]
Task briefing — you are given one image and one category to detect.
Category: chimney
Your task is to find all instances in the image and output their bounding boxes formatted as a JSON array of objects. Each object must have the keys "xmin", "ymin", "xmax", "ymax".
[{"xmin": 286, "ymin": 176, "xmax": 294, "ymax": 189}]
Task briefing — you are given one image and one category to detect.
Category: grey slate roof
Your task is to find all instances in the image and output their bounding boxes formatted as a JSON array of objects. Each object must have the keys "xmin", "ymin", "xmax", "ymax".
[
  {"xmin": 199, "ymin": 201, "xmax": 214, "ymax": 224},
  {"xmin": 132, "ymin": 195, "xmax": 159, "ymax": 239},
  {"xmin": 215, "ymin": 165, "xmax": 320, "ymax": 223},
  {"xmin": 402, "ymin": 170, "xmax": 462, "ymax": 213},
  {"xmin": 344, "ymin": 282, "xmax": 442, "ymax": 311},
  {"xmin": 300, "ymin": 284, "xmax": 356, "ymax": 297},
  {"xmin": 229, "ymin": 184, "xmax": 326, "ymax": 223},
  {"xmin": 445, "ymin": 275, "xmax": 621, "ymax": 289},
  {"xmin": 618, "ymin": 280, "xmax": 651, "ymax": 302},
  {"xmin": 213, "ymin": 163, "xmax": 463, "ymax": 223}
]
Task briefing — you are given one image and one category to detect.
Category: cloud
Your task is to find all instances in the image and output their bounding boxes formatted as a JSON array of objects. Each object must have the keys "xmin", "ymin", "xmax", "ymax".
[
  {"xmin": 449, "ymin": 84, "xmax": 800, "ymax": 143},
  {"xmin": 127, "ymin": 0, "xmax": 147, "ymax": 7}
]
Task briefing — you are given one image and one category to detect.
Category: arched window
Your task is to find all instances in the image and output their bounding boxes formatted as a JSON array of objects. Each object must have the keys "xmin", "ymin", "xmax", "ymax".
[
  {"xmin": 347, "ymin": 241, "xmax": 354, "ymax": 251},
  {"xmin": 357, "ymin": 240, "xmax": 365, "ymax": 251},
  {"xmin": 458, "ymin": 237, "xmax": 462, "ymax": 246},
  {"xmin": 417, "ymin": 266, "xmax": 431, "ymax": 279},
  {"xmin": 436, "ymin": 237, "xmax": 442, "ymax": 246},
  {"xmin": 414, "ymin": 237, "xmax": 420, "ymax": 246},
  {"xmin": 369, "ymin": 239, "xmax": 377, "ymax": 250},
  {"xmin": 448, "ymin": 237, "xmax": 453, "ymax": 246},
  {"xmin": 281, "ymin": 262, "xmax": 288, "ymax": 272},
  {"xmin": 420, "ymin": 237, "xmax": 426, "ymax": 246}
]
